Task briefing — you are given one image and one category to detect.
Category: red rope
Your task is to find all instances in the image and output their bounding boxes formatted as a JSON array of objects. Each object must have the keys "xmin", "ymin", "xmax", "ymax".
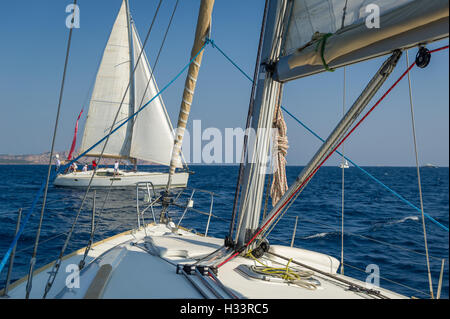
[{"xmin": 217, "ymin": 45, "xmax": 449, "ymax": 269}]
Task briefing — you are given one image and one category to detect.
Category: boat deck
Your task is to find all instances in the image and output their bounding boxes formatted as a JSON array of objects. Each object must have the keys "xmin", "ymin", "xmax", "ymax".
[{"xmin": 5, "ymin": 224, "xmax": 407, "ymax": 299}]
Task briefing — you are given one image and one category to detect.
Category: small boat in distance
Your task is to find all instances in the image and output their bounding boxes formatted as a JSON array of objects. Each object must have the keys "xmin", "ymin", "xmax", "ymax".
[
  {"xmin": 339, "ymin": 159, "xmax": 350, "ymax": 169},
  {"xmin": 54, "ymin": 1, "xmax": 188, "ymax": 189},
  {"xmin": 422, "ymin": 163, "xmax": 439, "ymax": 168}
]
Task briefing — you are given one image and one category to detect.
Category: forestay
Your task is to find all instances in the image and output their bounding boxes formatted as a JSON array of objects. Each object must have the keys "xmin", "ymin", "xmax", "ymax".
[{"xmin": 276, "ymin": 0, "xmax": 449, "ymax": 81}]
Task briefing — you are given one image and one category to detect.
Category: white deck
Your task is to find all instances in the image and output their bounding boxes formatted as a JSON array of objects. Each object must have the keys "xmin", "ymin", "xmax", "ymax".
[{"xmin": 5, "ymin": 224, "xmax": 407, "ymax": 299}]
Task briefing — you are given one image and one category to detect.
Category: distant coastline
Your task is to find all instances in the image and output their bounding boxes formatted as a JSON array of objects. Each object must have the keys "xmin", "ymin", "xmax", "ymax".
[
  {"xmin": 0, "ymin": 152, "xmax": 152, "ymax": 166},
  {"xmin": 0, "ymin": 153, "xmax": 448, "ymax": 168}
]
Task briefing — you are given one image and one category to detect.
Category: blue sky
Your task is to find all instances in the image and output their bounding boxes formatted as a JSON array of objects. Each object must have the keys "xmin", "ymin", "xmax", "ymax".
[{"xmin": 0, "ymin": 0, "xmax": 448, "ymax": 166}]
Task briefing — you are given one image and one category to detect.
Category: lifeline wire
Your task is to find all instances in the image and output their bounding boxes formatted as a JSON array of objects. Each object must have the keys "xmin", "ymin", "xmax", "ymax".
[
  {"xmin": 79, "ymin": 0, "xmax": 179, "ymax": 270},
  {"xmin": 42, "ymin": 0, "xmax": 166, "ymax": 297},
  {"xmin": 42, "ymin": 43, "xmax": 209, "ymax": 298}
]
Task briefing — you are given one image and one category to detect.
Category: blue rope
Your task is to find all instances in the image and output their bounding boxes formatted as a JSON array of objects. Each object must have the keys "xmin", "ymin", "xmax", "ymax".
[
  {"xmin": 206, "ymin": 38, "xmax": 448, "ymax": 232},
  {"xmin": 0, "ymin": 43, "xmax": 208, "ymax": 276},
  {"xmin": 0, "ymin": 182, "xmax": 47, "ymax": 275}
]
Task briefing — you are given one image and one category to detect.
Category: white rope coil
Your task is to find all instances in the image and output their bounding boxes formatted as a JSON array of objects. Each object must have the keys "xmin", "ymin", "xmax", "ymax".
[{"xmin": 270, "ymin": 107, "xmax": 289, "ymax": 206}]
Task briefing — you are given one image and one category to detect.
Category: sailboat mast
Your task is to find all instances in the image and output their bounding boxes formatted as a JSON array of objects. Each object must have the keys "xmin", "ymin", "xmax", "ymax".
[
  {"xmin": 234, "ymin": 0, "xmax": 288, "ymax": 249},
  {"xmin": 125, "ymin": 0, "xmax": 136, "ymax": 164},
  {"xmin": 166, "ymin": 0, "xmax": 215, "ymax": 190},
  {"xmin": 257, "ymin": 50, "xmax": 403, "ymax": 245}
]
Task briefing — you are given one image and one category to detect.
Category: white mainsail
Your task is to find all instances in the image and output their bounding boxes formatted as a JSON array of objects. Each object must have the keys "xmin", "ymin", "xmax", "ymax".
[
  {"xmin": 80, "ymin": 0, "xmax": 133, "ymax": 158},
  {"xmin": 129, "ymin": 23, "xmax": 181, "ymax": 167},
  {"xmin": 79, "ymin": 1, "xmax": 182, "ymax": 167},
  {"xmin": 276, "ymin": 0, "xmax": 449, "ymax": 81}
]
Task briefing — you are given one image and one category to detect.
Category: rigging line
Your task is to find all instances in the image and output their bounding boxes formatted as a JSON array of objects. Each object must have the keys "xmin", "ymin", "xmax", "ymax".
[
  {"xmin": 0, "ymin": 0, "xmax": 165, "ymax": 283},
  {"xmin": 294, "ymin": 215, "xmax": 444, "ymax": 261},
  {"xmin": 0, "ymin": 183, "xmax": 45, "ymax": 276},
  {"xmin": 42, "ymin": 41, "xmax": 208, "ymax": 299},
  {"xmin": 340, "ymin": 66, "xmax": 346, "ymax": 275},
  {"xmin": 340, "ymin": 0, "xmax": 349, "ymax": 30},
  {"xmin": 107, "ymin": 0, "xmax": 164, "ymax": 134},
  {"xmin": 405, "ymin": 50, "xmax": 434, "ymax": 299},
  {"xmin": 256, "ymin": 180, "xmax": 302, "ymax": 245},
  {"xmin": 341, "ymin": 262, "xmax": 431, "ymax": 298},
  {"xmin": 78, "ymin": 0, "xmax": 171, "ymax": 263},
  {"xmin": 225, "ymin": 0, "xmax": 270, "ymax": 243},
  {"xmin": 59, "ymin": 43, "xmax": 208, "ymax": 180},
  {"xmin": 24, "ymin": 0, "xmax": 77, "ymax": 299},
  {"xmin": 206, "ymin": 38, "xmax": 448, "ymax": 232},
  {"xmin": 235, "ymin": 0, "xmax": 289, "ymax": 245},
  {"xmin": 206, "ymin": 40, "xmax": 449, "ymax": 232},
  {"xmin": 247, "ymin": 58, "xmax": 418, "ymax": 255},
  {"xmin": 217, "ymin": 45, "xmax": 449, "ymax": 269},
  {"xmin": 78, "ymin": 180, "xmax": 115, "ymax": 270},
  {"xmin": 268, "ymin": 251, "xmax": 390, "ymax": 299},
  {"xmin": 132, "ymin": 0, "xmax": 189, "ymax": 170},
  {"xmin": 281, "ymin": 106, "xmax": 449, "ymax": 232},
  {"xmin": 135, "ymin": 0, "xmax": 179, "ymax": 114},
  {"xmin": 42, "ymin": 0, "xmax": 153, "ymax": 297}
]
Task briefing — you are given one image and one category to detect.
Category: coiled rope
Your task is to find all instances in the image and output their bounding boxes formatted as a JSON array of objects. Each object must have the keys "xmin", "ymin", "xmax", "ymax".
[
  {"xmin": 246, "ymin": 252, "xmax": 317, "ymax": 290},
  {"xmin": 270, "ymin": 92, "xmax": 289, "ymax": 206}
]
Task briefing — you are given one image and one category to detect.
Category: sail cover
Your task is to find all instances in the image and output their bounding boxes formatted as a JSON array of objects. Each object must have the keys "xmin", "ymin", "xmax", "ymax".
[
  {"xmin": 275, "ymin": 0, "xmax": 449, "ymax": 81},
  {"xmin": 129, "ymin": 24, "xmax": 182, "ymax": 167},
  {"xmin": 80, "ymin": 1, "xmax": 133, "ymax": 158}
]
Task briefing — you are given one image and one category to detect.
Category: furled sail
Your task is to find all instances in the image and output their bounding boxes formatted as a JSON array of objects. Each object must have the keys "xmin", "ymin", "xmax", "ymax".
[
  {"xmin": 129, "ymin": 23, "xmax": 181, "ymax": 167},
  {"xmin": 79, "ymin": 0, "xmax": 133, "ymax": 159},
  {"xmin": 275, "ymin": 0, "xmax": 449, "ymax": 81}
]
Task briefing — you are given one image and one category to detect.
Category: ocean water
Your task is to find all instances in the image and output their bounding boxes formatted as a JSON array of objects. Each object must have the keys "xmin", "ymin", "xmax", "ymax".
[{"xmin": 0, "ymin": 164, "xmax": 448, "ymax": 299}]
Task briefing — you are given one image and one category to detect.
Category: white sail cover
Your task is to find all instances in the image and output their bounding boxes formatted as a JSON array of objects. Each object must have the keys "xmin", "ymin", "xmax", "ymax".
[
  {"xmin": 129, "ymin": 24, "xmax": 182, "ymax": 167},
  {"xmin": 283, "ymin": 0, "xmax": 415, "ymax": 55},
  {"xmin": 80, "ymin": 0, "xmax": 133, "ymax": 158},
  {"xmin": 276, "ymin": 0, "xmax": 449, "ymax": 81}
]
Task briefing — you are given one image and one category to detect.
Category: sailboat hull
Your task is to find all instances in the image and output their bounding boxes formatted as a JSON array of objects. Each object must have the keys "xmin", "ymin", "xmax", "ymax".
[{"xmin": 53, "ymin": 168, "xmax": 189, "ymax": 189}]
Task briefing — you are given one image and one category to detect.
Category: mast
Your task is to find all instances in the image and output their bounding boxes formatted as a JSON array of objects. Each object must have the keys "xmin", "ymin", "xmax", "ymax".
[
  {"xmin": 166, "ymin": 0, "xmax": 215, "ymax": 190},
  {"xmin": 234, "ymin": 0, "xmax": 289, "ymax": 248},
  {"xmin": 256, "ymin": 50, "xmax": 403, "ymax": 247},
  {"xmin": 125, "ymin": 0, "xmax": 136, "ymax": 164}
]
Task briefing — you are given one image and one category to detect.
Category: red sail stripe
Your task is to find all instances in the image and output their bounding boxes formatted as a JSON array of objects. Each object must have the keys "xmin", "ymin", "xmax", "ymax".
[{"xmin": 67, "ymin": 109, "xmax": 84, "ymax": 161}]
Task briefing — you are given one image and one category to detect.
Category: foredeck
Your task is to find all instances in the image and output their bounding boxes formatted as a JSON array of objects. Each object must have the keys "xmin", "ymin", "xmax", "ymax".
[{"xmin": 6, "ymin": 224, "xmax": 407, "ymax": 299}]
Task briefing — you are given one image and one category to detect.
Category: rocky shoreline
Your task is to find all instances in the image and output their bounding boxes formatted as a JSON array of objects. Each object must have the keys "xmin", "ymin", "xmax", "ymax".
[{"xmin": 0, "ymin": 151, "xmax": 152, "ymax": 165}]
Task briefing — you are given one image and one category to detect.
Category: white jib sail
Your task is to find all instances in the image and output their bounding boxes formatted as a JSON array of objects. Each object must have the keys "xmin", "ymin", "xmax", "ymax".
[
  {"xmin": 129, "ymin": 23, "xmax": 182, "ymax": 167},
  {"xmin": 80, "ymin": 0, "xmax": 133, "ymax": 158}
]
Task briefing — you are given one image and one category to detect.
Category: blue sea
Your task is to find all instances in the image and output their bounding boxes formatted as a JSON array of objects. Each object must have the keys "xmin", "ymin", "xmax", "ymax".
[{"xmin": 0, "ymin": 165, "xmax": 448, "ymax": 298}]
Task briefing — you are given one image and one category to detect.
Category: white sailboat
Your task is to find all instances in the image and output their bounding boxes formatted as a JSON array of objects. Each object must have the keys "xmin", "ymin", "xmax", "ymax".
[
  {"xmin": 3, "ymin": 0, "xmax": 448, "ymax": 301},
  {"xmin": 53, "ymin": 0, "xmax": 188, "ymax": 189}
]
